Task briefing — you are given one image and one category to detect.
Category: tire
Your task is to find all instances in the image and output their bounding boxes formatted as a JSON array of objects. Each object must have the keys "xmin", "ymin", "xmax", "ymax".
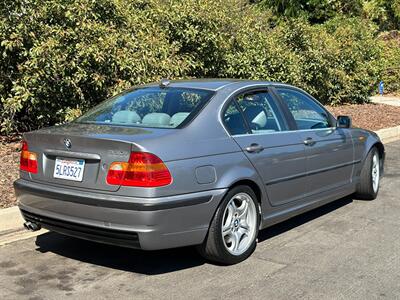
[
  {"xmin": 354, "ymin": 147, "xmax": 381, "ymax": 200},
  {"xmin": 197, "ymin": 185, "xmax": 260, "ymax": 265}
]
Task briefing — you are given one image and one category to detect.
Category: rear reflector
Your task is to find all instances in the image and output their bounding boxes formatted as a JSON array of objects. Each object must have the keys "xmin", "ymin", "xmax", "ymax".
[
  {"xmin": 20, "ymin": 141, "xmax": 38, "ymax": 174},
  {"xmin": 106, "ymin": 152, "xmax": 172, "ymax": 187}
]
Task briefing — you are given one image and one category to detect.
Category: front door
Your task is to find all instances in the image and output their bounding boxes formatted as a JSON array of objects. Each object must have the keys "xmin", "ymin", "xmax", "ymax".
[
  {"xmin": 274, "ymin": 87, "xmax": 354, "ymax": 196},
  {"xmin": 222, "ymin": 89, "xmax": 308, "ymax": 206}
]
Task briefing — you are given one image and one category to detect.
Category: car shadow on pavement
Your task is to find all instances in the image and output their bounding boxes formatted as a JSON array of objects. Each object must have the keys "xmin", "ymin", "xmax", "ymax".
[
  {"xmin": 35, "ymin": 233, "xmax": 207, "ymax": 275},
  {"xmin": 257, "ymin": 196, "xmax": 353, "ymax": 243},
  {"xmin": 34, "ymin": 196, "xmax": 353, "ymax": 275}
]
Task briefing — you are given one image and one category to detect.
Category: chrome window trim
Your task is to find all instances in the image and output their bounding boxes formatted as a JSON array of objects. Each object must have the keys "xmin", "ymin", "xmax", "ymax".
[{"xmin": 228, "ymin": 127, "xmax": 336, "ymax": 138}]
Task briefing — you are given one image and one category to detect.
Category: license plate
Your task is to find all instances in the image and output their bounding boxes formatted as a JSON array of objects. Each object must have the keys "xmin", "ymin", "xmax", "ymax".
[{"xmin": 53, "ymin": 158, "xmax": 85, "ymax": 182}]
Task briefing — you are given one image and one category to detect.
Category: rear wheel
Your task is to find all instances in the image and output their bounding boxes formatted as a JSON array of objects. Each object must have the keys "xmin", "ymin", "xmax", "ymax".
[
  {"xmin": 355, "ymin": 147, "xmax": 381, "ymax": 200},
  {"xmin": 197, "ymin": 185, "xmax": 260, "ymax": 265}
]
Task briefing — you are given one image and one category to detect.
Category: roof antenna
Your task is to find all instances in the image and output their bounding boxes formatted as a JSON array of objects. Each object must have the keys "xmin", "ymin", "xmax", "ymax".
[{"xmin": 159, "ymin": 78, "xmax": 170, "ymax": 88}]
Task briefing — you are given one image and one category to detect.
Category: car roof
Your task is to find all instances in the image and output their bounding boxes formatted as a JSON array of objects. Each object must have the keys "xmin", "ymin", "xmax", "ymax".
[{"xmin": 145, "ymin": 79, "xmax": 293, "ymax": 91}]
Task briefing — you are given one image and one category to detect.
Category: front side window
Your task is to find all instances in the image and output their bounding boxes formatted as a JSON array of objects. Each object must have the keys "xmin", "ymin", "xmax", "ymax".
[
  {"xmin": 76, "ymin": 87, "xmax": 214, "ymax": 128},
  {"xmin": 276, "ymin": 88, "xmax": 331, "ymax": 130}
]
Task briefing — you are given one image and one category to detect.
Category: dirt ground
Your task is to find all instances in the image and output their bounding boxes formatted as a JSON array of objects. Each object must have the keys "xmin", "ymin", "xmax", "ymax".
[
  {"xmin": 327, "ymin": 103, "xmax": 400, "ymax": 131},
  {"xmin": 1, "ymin": 103, "xmax": 400, "ymax": 208},
  {"xmin": 0, "ymin": 139, "xmax": 20, "ymax": 208}
]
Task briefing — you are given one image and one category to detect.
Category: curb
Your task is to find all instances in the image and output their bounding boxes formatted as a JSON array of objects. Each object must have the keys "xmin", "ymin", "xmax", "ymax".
[
  {"xmin": 0, "ymin": 206, "xmax": 46, "ymax": 246},
  {"xmin": 370, "ymin": 96, "xmax": 400, "ymax": 107},
  {"xmin": 1, "ymin": 125, "xmax": 400, "ymax": 246},
  {"xmin": 0, "ymin": 206, "xmax": 23, "ymax": 233},
  {"xmin": 375, "ymin": 125, "xmax": 400, "ymax": 144}
]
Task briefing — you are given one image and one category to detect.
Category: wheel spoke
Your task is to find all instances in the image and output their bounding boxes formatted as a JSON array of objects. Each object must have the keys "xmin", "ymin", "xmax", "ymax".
[
  {"xmin": 232, "ymin": 231, "xmax": 240, "ymax": 251},
  {"xmin": 237, "ymin": 228, "xmax": 248, "ymax": 246},
  {"xmin": 222, "ymin": 203, "xmax": 235, "ymax": 234},
  {"xmin": 222, "ymin": 226, "xmax": 231, "ymax": 237},
  {"xmin": 222, "ymin": 226, "xmax": 230, "ymax": 236},
  {"xmin": 239, "ymin": 220, "xmax": 250, "ymax": 232},
  {"xmin": 237, "ymin": 200, "xmax": 249, "ymax": 219},
  {"xmin": 228, "ymin": 201, "xmax": 236, "ymax": 216}
]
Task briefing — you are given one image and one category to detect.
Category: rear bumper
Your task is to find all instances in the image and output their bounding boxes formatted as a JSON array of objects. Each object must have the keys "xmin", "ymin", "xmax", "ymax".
[
  {"xmin": 15, "ymin": 179, "xmax": 226, "ymax": 250},
  {"xmin": 21, "ymin": 209, "xmax": 141, "ymax": 248}
]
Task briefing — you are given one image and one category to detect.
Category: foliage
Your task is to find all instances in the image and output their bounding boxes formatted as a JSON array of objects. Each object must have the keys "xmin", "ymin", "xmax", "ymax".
[
  {"xmin": 0, "ymin": 0, "xmax": 188, "ymax": 133},
  {"xmin": 318, "ymin": 17, "xmax": 382, "ymax": 104},
  {"xmin": 224, "ymin": 17, "xmax": 382, "ymax": 105},
  {"xmin": 256, "ymin": 0, "xmax": 364, "ymax": 23},
  {"xmin": 363, "ymin": 0, "xmax": 400, "ymax": 30},
  {"xmin": 256, "ymin": 0, "xmax": 400, "ymax": 29},
  {"xmin": 379, "ymin": 31, "xmax": 400, "ymax": 94},
  {"xmin": 0, "ymin": 0, "xmax": 391, "ymax": 134}
]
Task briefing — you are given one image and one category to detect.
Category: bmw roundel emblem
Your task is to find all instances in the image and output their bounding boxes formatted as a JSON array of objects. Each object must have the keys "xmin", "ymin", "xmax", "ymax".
[{"xmin": 64, "ymin": 138, "xmax": 72, "ymax": 149}]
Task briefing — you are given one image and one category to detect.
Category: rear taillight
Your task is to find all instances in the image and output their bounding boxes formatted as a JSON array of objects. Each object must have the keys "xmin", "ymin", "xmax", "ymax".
[
  {"xmin": 106, "ymin": 152, "xmax": 172, "ymax": 187},
  {"xmin": 20, "ymin": 141, "xmax": 38, "ymax": 174}
]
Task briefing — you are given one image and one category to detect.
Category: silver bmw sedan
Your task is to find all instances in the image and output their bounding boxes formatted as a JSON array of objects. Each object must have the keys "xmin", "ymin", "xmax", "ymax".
[{"xmin": 15, "ymin": 79, "xmax": 384, "ymax": 264}]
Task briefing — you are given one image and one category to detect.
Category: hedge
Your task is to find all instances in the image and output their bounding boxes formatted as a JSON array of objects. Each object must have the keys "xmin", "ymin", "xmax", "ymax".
[
  {"xmin": 379, "ymin": 31, "xmax": 400, "ymax": 94},
  {"xmin": 0, "ymin": 0, "xmax": 388, "ymax": 134}
]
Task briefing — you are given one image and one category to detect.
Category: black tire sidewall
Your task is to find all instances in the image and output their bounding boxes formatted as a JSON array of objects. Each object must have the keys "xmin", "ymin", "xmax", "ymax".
[{"xmin": 356, "ymin": 147, "xmax": 380, "ymax": 200}]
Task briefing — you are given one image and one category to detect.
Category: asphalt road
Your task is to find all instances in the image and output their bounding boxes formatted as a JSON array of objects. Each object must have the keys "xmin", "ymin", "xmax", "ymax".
[{"xmin": 1, "ymin": 141, "xmax": 399, "ymax": 299}]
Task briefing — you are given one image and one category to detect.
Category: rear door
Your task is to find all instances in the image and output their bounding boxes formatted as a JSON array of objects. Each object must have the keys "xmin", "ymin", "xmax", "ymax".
[
  {"xmin": 274, "ymin": 87, "xmax": 354, "ymax": 196},
  {"xmin": 223, "ymin": 88, "xmax": 308, "ymax": 206}
]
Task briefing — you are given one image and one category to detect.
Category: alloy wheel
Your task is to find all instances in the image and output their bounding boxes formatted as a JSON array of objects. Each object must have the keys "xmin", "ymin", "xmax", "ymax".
[
  {"xmin": 221, "ymin": 192, "xmax": 257, "ymax": 256},
  {"xmin": 372, "ymin": 153, "xmax": 380, "ymax": 193}
]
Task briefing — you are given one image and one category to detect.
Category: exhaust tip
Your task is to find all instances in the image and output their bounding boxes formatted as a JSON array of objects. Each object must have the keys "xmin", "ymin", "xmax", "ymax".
[{"xmin": 23, "ymin": 221, "xmax": 41, "ymax": 232}]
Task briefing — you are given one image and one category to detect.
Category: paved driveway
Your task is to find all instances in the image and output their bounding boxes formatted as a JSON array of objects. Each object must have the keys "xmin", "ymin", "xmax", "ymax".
[
  {"xmin": 1, "ymin": 141, "xmax": 399, "ymax": 299},
  {"xmin": 371, "ymin": 95, "xmax": 400, "ymax": 107}
]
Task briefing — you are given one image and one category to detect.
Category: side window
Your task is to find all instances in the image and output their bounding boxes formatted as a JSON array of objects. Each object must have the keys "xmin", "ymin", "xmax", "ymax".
[
  {"xmin": 223, "ymin": 101, "xmax": 248, "ymax": 135},
  {"xmin": 276, "ymin": 88, "xmax": 331, "ymax": 130},
  {"xmin": 236, "ymin": 91, "xmax": 285, "ymax": 134}
]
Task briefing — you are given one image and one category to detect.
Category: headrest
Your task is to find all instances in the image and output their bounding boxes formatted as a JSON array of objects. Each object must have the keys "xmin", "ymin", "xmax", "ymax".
[
  {"xmin": 142, "ymin": 113, "xmax": 171, "ymax": 126},
  {"xmin": 112, "ymin": 110, "xmax": 141, "ymax": 124},
  {"xmin": 170, "ymin": 112, "xmax": 190, "ymax": 126},
  {"xmin": 244, "ymin": 106, "xmax": 267, "ymax": 128}
]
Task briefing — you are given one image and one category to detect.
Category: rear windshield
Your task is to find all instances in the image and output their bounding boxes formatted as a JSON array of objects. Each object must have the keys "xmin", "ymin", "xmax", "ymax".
[{"xmin": 76, "ymin": 87, "xmax": 215, "ymax": 128}]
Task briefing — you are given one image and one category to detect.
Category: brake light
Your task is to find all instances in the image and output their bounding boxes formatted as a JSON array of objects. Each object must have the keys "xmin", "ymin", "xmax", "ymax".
[
  {"xmin": 106, "ymin": 152, "xmax": 172, "ymax": 187},
  {"xmin": 20, "ymin": 141, "xmax": 38, "ymax": 174}
]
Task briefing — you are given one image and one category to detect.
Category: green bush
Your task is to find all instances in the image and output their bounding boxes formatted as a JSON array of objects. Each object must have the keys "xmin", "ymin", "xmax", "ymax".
[
  {"xmin": 224, "ymin": 17, "xmax": 382, "ymax": 105},
  {"xmin": 256, "ymin": 0, "xmax": 400, "ymax": 30},
  {"xmin": 256, "ymin": 0, "xmax": 364, "ymax": 23},
  {"xmin": 363, "ymin": 0, "xmax": 400, "ymax": 31},
  {"xmin": 0, "ymin": 0, "xmax": 387, "ymax": 134},
  {"xmin": 317, "ymin": 17, "xmax": 382, "ymax": 104},
  {"xmin": 379, "ymin": 31, "xmax": 400, "ymax": 94},
  {"xmin": 0, "ymin": 0, "xmax": 189, "ymax": 134}
]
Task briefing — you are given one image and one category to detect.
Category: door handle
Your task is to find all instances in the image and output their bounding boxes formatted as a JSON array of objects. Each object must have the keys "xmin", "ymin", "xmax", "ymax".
[
  {"xmin": 245, "ymin": 143, "xmax": 264, "ymax": 153},
  {"xmin": 304, "ymin": 137, "xmax": 316, "ymax": 146}
]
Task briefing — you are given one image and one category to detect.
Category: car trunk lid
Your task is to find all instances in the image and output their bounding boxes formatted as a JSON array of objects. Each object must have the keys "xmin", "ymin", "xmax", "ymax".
[{"xmin": 23, "ymin": 123, "xmax": 173, "ymax": 192}]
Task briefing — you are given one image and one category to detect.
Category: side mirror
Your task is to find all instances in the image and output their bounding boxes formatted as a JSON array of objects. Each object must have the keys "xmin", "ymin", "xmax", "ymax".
[{"xmin": 336, "ymin": 115, "xmax": 352, "ymax": 128}]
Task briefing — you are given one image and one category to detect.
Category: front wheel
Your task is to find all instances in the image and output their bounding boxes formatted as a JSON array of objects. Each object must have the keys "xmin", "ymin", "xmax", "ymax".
[
  {"xmin": 354, "ymin": 147, "xmax": 381, "ymax": 200},
  {"xmin": 197, "ymin": 185, "xmax": 260, "ymax": 265}
]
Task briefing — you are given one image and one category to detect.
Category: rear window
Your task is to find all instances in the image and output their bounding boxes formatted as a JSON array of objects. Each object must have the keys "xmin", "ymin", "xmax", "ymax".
[{"xmin": 76, "ymin": 87, "xmax": 215, "ymax": 128}]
